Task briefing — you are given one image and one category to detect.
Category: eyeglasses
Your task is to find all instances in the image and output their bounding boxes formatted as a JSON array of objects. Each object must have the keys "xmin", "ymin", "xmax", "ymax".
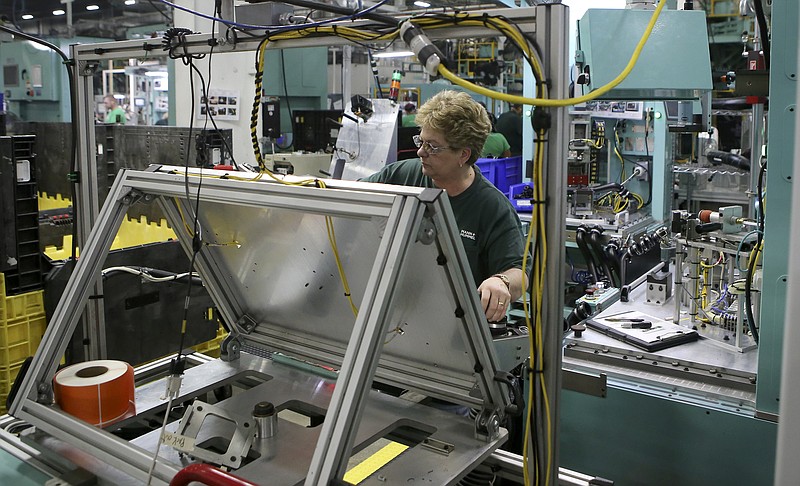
[{"xmin": 413, "ymin": 134, "xmax": 452, "ymax": 155}]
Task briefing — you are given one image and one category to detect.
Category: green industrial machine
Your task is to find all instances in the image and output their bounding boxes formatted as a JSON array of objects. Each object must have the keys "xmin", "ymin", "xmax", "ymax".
[
  {"xmin": 0, "ymin": 37, "xmax": 106, "ymax": 123},
  {"xmin": 263, "ymin": 46, "xmax": 329, "ymax": 144},
  {"xmin": 1, "ymin": 39, "xmax": 64, "ymax": 122},
  {"xmin": 575, "ymin": 8, "xmax": 713, "ymax": 100},
  {"xmin": 558, "ymin": 5, "xmax": 784, "ymax": 486}
]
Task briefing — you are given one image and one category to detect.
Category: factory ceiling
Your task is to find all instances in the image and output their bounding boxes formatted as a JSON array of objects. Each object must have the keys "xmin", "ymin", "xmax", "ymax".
[
  {"xmin": 1, "ymin": 0, "xmax": 171, "ymax": 39},
  {"xmin": 1, "ymin": 1, "xmax": 511, "ymax": 39},
  {"xmin": 2, "ymin": 0, "xmax": 167, "ymax": 24}
]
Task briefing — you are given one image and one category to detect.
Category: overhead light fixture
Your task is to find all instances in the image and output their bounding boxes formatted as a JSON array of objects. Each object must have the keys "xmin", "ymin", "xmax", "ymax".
[
  {"xmin": 53, "ymin": 9, "xmax": 65, "ymax": 16},
  {"xmin": 21, "ymin": 14, "xmax": 33, "ymax": 20},
  {"xmin": 86, "ymin": 5, "xmax": 100, "ymax": 11},
  {"xmin": 124, "ymin": 0, "xmax": 137, "ymax": 5},
  {"xmin": 373, "ymin": 50, "xmax": 415, "ymax": 59},
  {"xmin": 414, "ymin": 1, "xmax": 431, "ymax": 7},
  {"xmin": 144, "ymin": 71, "xmax": 168, "ymax": 77},
  {"xmin": 28, "ymin": 41, "xmax": 51, "ymax": 51}
]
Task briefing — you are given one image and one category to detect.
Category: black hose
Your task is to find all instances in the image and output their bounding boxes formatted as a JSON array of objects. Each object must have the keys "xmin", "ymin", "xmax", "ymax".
[
  {"xmin": 752, "ymin": 0, "xmax": 770, "ymax": 70},
  {"xmin": 603, "ymin": 242, "xmax": 622, "ymax": 287},
  {"xmin": 589, "ymin": 227, "xmax": 616, "ymax": 287},
  {"xmin": 707, "ymin": 150, "xmax": 750, "ymax": 171},
  {"xmin": 744, "ymin": 159, "xmax": 765, "ymax": 344},
  {"xmin": 744, "ymin": 239, "xmax": 761, "ymax": 344},
  {"xmin": 575, "ymin": 226, "xmax": 599, "ymax": 283}
]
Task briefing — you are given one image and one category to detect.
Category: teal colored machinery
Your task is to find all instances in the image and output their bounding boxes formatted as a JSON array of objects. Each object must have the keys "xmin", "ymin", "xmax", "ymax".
[
  {"xmin": 557, "ymin": 4, "xmax": 790, "ymax": 485},
  {"xmin": 1, "ymin": 40, "xmax": 64, "ymax": 122},
  {"xmin": 757, "ymin": 0, "xmax": 795, "ymax": 419},
  {"xmin": 575, "ymin": 9, "xmax": 712, "ymax": 100},
  {"xmin": 1, "ymin": 37, "xmax": 105, "ymax": 123},
  {"xmin": 263, "ymin": 46, "xmax": 329, "ymax": 144}
]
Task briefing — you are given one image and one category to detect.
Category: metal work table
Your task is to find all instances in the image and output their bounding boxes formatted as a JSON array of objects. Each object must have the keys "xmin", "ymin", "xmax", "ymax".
[
  {"xmin": 20, "ymin": 353, "xmax": 504, "ymax": 486},
  {"xmin": 10, "ymin": 166, "xmax": 516, "ymax": 485},
  {"xmin": 564, "ymin": 278, "xmax": 758, "ymax": 411}
]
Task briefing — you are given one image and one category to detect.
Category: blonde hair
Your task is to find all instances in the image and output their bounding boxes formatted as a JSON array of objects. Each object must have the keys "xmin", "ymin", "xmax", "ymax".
[{"xmin": 416, "ymin": 90, "xmax": 491, "ymax": 165}]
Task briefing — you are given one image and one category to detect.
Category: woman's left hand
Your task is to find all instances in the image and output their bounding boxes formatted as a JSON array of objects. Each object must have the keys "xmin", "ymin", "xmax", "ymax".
[{"xmin": 478, "ymin": 276, "xmax": 511, "ymax": 322}]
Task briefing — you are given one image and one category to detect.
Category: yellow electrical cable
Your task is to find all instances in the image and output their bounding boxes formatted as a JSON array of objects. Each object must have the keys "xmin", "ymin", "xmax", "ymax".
[
  {"xmin": 595, "ymin": 135, "xmax": 604, "ymax": 148},
  {"xmin": 175, "ymin": 197, "xmax": 195, "ymax": 237},
  {"xmin": 176, "ymin": 170, "xmax": 360, "ymax": 316},
  {"xmin": 251, "ymin": 39, "xmax": 270, "ymax": 170},
  {"xmin": 535, "ymin": 128, "xmax": 552, "ymax": 486},
  {"xmin": 571, "ymin": 138, "xmax": 603, "ymax": 149},
  {"xmin": 326, "ymin": 213, "xmax": 359, "ymax": 317},
  {"xmin": 240, "ymin": 4, "xmax": 664, "ymax": 480},
  {"xmin": 250, "ymin": 30, "xmax": 371, "ymax": 319},
  {"xmin": 521, "ymin": 218, "xmax": 533, "ymax": 486},
  {"xmin": 701, "ymin": 265, "xmax": 709, "ymax": 309},
  {"xmin": 437, "ymin": 0, "xmax": 667, "ymax": 107},
  {"xmin": 615, "ymin": 129, "xmax": 625, "ymax": 180},
  {"xmin": 748, "ymin": 240, "xmax": 764, "ymax": 269},
  {"xmin": 522, "ymin": 127, "xmax": 552, "ymax": 486}
]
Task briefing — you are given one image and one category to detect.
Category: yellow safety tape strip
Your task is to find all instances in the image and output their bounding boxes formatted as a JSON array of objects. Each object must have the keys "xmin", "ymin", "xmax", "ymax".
[{"xmin": 343, "ymin": 441, "xmax": 409, "ymax": 485}]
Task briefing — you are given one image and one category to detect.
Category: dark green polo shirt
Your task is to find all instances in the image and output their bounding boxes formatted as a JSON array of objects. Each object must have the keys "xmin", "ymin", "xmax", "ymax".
[{"xmin": 362, "ymin": 158, "xmax": 529, "ymax": 287}]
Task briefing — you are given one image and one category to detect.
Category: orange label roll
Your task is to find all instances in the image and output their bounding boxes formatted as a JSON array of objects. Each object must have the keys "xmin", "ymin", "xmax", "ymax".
[{"xmin": 53, "ymin": 360, "xmax": 135, "ymax": 427}]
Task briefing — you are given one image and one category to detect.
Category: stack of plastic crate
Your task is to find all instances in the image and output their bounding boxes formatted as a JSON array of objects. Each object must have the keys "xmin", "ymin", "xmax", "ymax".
[{"xmin": 0, "ymin": 274, "xmax": 47, "ymax": 413}]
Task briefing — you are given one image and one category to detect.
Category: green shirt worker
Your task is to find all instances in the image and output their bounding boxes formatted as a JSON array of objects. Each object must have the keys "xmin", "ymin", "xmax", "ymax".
[
  {"xmin": 362, "ymin": 90, "xmax": 527, "ymax": 321},
  {"xmin": 481, "ymin": 131, "xmax": 511, "ymax": 158},
  {"xmin": 401, "ymin": 102, "xmax": 417, "ymax": 127},
  {"xmin": 495, "ymin": 103, "xmax": 523, "ymax": 156},
  {"xmin": 103, "ymin": 95, "xmax": 126, "ymax": 124}
]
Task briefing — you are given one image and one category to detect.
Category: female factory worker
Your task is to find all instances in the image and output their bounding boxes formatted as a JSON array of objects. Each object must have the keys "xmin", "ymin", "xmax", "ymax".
[{"xmin": 362, "ymin": 90, "xmax": 527, "ymax": 321}]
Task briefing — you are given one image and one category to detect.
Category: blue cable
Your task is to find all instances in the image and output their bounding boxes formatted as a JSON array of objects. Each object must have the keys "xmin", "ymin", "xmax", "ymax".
[{"xmin": 712, "ymin": 283, "xmax": 728, "ymax": 307}]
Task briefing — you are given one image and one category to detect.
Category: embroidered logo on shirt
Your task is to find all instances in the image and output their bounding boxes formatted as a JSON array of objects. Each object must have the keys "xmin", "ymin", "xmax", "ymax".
[{"xmin": 460, "ymin": 229, "xmax": 476, "ymax": 241}]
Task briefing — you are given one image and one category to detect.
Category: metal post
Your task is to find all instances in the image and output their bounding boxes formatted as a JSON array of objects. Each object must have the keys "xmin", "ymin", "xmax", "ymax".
[
  {"xmin": 748, "ymin": 103, "xmax": 764, "ymax": 217},
  {"xmin": 774, "ymin": 6, "xmax": 800, "ymax": 475},
  {"xmin": 727, "ymin": 251, "xmax": 737, "ymax": 342},
  {"xmin": 342, "ymin": 45, "xmax": 352, "ymax": 109},
  {"xmin": 736, "ymin": 291, "xmax": 744, "ymax": 349},
  {"xmin": 535, "ymin": 4, "xmax": 569, "ymax": 485},
  {"xmin": 674, "ymin": 239, "xmax": 684, "ymax": 325},
  {"xmin": 71, "ymin": 44, "xmax": 108, "ymax": 360},
  {"xmin": 688, "ymin": 245, "xmax": 700, "ymax": 324},
  {"xmin": 218, "ymin": 0, "xmax": 235, "ymax": 37},
  {"xmin": 306, "ymin": 198, "xmax": 423, "ymax": 484},
  {"xmin": 63, "ymin": 0, "xmax": 74, "ymax": 38},
  {"xmin": 11, "ymin": 172, "xmax": 130, "ymax": 412},
  {"xmin": 651, "ymin": 107, "xmax": 672, "ymax": 222}
]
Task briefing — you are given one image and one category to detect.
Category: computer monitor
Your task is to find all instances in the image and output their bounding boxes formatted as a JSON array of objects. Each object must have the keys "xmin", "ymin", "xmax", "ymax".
[{"xmin": 292, "ymin": 110, "xmax": 343, "ymax": 152}]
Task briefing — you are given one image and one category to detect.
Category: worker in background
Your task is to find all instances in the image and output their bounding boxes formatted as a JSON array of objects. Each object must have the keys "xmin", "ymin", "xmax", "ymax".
[
  {"xmin": 103, "ymin": 94, "xmax": 127, "ymax": 124},
  {"xmin": 480, "ymin": 107, "xmax": 511, "ymax": 158},
  {"xmin": 401, "ymin": 102, "xmax": 417, "ymax": 127},
  {"xmin": 362, "ymin": 90, "xmax": 527, "ymax": 322},
  {"xmin": 494, "ymin": 103, "xmax": 523, "ymax": 156}
]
